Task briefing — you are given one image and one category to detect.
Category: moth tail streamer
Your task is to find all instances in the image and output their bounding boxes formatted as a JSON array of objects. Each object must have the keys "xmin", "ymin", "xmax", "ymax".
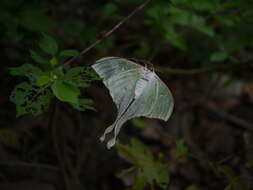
[
  {"xmin": 101, "ymin": 119, "xmax": 124, "ymax": 149},
  {"xmin": 99, "ymin": 124, "xmax": 115, "ymax": 142},
  {"xmin": 106, "ymin": 115, "xmax": 131, "ymax": 149},
  {"xmin": 107, "ymin": 138, "xmax": 116, "ymax": 149}
]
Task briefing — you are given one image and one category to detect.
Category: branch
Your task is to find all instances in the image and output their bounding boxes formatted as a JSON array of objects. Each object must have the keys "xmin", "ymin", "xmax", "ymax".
[
  {"xmin": 155, "ymin": 62, "xmax": 253, "ymax": 75},
  {"xmin": 61, "ymin": 0, "xmax": 151, "ymax": 67},
  {"xmin": 155, "ymin": 66, "xmax": 211, "ymax": 75},
  {"xmin": 200, "ymin": 103, "xmax": 253, "ymax": 131}
]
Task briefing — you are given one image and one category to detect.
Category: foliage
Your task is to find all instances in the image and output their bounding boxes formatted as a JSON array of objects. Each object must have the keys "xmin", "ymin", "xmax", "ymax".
[
  {"xmin": 136, "ymin": 0, "xmax": 253, "ymax": 68},
  {"xmin": 175, "ymin": 139, "xmax": 189, "ymax": 156},
  {"xmin": 131, "ymin": 118, "xmax": 148, "ymax": 129},
  {"xmin": 117, "ymin": 139, "xmax": 169, "ymax": 190},
  {"xmin": 218, "ymin": 165, "xmax": 250, "ymax": 190},
  {"xmin": 10, "ymin": 82, "xmax": 52, "ymax": 117},
  {"xmin": 9, "ymin": 34, "xmax": 100, "ymax": 117}
]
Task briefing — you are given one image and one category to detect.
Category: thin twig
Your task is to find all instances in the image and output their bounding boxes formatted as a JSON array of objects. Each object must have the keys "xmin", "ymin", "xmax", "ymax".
[
  {"xmin": 155, "ymin": 66, "xmax": 212, "ymax": 75},
  {"xmin": 200, "ymin": 103, "xmax": 253, "ymax": 131},
  {"xmin": 155, "ymin": 62, "xmax": 253, "ymax": 75},
  {"xmin": 61, "ymin": 0, "xmax": 151, "ymax": 67}
]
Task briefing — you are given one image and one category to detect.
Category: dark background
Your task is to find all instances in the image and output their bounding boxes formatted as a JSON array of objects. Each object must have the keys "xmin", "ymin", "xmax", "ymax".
[{"xmin": 1, "ymin": 0, "xmax": 253, "ymax": 189}]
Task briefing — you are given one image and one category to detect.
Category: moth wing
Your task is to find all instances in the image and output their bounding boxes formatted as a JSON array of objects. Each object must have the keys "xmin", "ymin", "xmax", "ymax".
[
  {"xmin": 94, "ymin": 68, "xmax": 142, "ymax": 147},
  {"xmin": 125, "ymin": 75, "xmax": 174, "ymax": 121},
  {"xmin": 92, "ymin": 57, "xmax": 140, "ymax": 80},
  {"xmin": 103, "ymin": 68, "xmax": 141, "ymax": 111},
  {"xmin": 131, "ymin": 78, "xmax": 159, "ymax": 117},
  {"xmin": 110, "ymin": 78, "xmax": 159, "ymax": 142},
  {"xmin": 147, "ymin": 76, "xmax": 174, "ymax": 121}
]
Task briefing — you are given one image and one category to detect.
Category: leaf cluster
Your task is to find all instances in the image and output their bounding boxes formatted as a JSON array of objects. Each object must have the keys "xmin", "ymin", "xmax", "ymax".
[
  {"xmin": 132, "ymin": 0, "xmax": 253, "ymax": 69},
  {"xmin": 117, "ymin": 139, "xmax": 169, "ymax": 190},
  {"xmin": 9, "ymin": 34, "xmax": 99, "ymax": 117}
]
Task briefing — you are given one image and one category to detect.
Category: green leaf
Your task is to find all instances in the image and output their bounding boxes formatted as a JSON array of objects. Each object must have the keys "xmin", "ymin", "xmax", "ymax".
[
  {"xmin": 10, "ymin": 82, "xmax": 52, "ymax": 117},
  {"xmin": 39, "ymin": 34, "xmax": 58, "ymax": 55},
  {"xmin": 9, "ymin": 64, "xmax": 42, "ymax": 82},
  {"xmin": 210, "ymin": 51, "xmax": 228, "ymax": 62},
  {"xmin": 175, "ymin": 139, "xmax": 188, "ymax": 156},
  {"xmin": 190, "ymin": 14, "xmax": 205, "ymax": 26},
  {"xmin": 117, "ymin": 139, "xmax": 169, "ymax": 190},
  {"xmin": 64, "ymin": 66, "xmax": 100, "ymax": 87},
  {"xmin": 169, "ymin": 6, "xmax": 190, "ymax": 26},
  {"xmin": 131, "ymin": 118, "xmax": 147, "ymax": 129},
  {"xmin": 30, "ymin": 50, "xmax": 48, "ymax": 65},
  {"xmin": 218, "ymin": 165, "xmax": 249, "ymax": 190},
  {"xmin": 117, "ymin": 143, "xmax": 140, "ymax": 165},
  {"xmin": 154, "ymin": 162, "xmax": 170, "ymax": 189},
  {"xmin": 59, "ymin": 49, "xmax": 79, "ymax": 57},
  {"xmin": 71, "ymin": 98, "xmax": 96, "ymax": 111},
  {"xmin": 49, "ymin": 57, "xmax": 58, "ymax": 66},
  {"xmin": 142, "ymin": 166, "xmax": 157, "ymax": 185},
  {"xmin": 195, "ymin": 25, "xmax": 215, "ymax": 37},
  {"xmin": 102, "ymin": 3, "xmax": 120, "ymax": 21},
  {"xmin": 244, "ymin": 160, "xmax": 253, "ymax": 168},
  {"xmin": 36, "ymin": 72, "xmax": 52, "ymax": 86},
  {"xmin": 229, "ymin": 56, "xmax": 240, "ymax": 64},
  {"xmin": 190, "ymin": 0, "xmax": 219, "ymax": 11},
  {"xmin": 215, "ymin": 15, "xmax": 235, "ymax": 27},
  {"xmin": 130, "ymin": 139, "xmax": 154, "ymax": 165},
  {"xmin": 166, "ymin": 34, "xmax": 188, "ymax": 51},
  {"xmin": 51, "ymin": 80, "xmax": 80, "ymax": 104},
  {"xmin": 134, "ymin": 171, "xmax": 148, "ymax": 190},
  {"xmin": 223, "ymin": 78, "xmax": 239, "ymax": 88},
  {"xmin": 171, "ymin": 0, "xmax": 188, "ymax": 4}
]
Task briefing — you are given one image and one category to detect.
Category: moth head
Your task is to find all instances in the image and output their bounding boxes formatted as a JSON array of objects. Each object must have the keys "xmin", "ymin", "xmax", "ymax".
[{"xmin": 139, "ymin": 67, "xmax": 156, "ymax": 81}]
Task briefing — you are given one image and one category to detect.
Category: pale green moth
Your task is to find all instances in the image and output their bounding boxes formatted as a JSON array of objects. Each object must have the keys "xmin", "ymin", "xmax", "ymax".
[{"xmin": 92, "ymin": 57, "xmax": 174, "ymax": 149}]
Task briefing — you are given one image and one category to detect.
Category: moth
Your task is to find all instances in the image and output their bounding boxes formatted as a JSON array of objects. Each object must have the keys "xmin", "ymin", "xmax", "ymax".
[{"xmin": 92, "ymin": 57, "xmax": 174, "ymax": 149}]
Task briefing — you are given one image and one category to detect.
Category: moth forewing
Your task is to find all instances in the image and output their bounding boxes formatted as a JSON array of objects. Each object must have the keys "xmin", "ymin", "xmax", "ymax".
[
  {"xmin": 103, "ymin": 68, "xmax": 140, "ymax": 110},
  {"xmin": 93, "ymin": 57, "xmax": 141, "ymax": 80}
]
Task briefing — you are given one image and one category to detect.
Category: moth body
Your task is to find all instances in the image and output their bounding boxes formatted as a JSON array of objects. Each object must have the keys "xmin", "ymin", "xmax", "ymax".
[{"xmin": 134, "ymin": 68, "xmax": 155, "ymax": 99}]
